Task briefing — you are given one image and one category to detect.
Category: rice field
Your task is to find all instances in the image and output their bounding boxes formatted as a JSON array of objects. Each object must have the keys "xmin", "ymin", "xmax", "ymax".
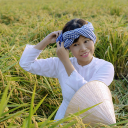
[{"xmin": 0, "ymin": 0, "xmax": 128, "ymax": 127}]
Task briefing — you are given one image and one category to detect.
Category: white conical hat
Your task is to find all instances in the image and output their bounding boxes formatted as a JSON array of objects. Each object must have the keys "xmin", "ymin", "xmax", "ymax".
[{"xmin": 65, "ymin": 81, "xmax": 116, "ymax": 126}]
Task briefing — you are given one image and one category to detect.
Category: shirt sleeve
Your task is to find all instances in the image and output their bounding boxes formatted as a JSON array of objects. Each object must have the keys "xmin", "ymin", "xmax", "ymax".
[
  {"xmin": 89, "ymin": 62, "xmax": 114, "ymax": 86},
  {"xmin": 19, "ymin": 44, "xmax": 59, "ymax": 78},
  {"xmin": 66, "ymin": 62, "xmax": 114, "ymax": 92},
  {"xmin": 66, "ymin": 70, "xmax": 88, "ymax": 92}
]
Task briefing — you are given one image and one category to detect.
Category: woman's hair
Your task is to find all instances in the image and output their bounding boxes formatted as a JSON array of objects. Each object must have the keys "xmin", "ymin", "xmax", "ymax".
[{"xmin": 62, "ymin": 19, "xmax": 88, "ymax": 43}]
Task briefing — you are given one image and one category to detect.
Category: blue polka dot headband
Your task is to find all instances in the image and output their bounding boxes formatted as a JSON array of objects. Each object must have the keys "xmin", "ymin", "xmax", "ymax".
[{"xmin": 56, "ymin": 21, "xmax": 96, "ymax": 49}]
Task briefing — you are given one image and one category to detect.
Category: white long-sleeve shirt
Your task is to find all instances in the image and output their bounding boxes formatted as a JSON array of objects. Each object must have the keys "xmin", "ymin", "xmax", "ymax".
[{"xmin": 19, "ymin": 44, "xmax": 114, "ymax": 120}]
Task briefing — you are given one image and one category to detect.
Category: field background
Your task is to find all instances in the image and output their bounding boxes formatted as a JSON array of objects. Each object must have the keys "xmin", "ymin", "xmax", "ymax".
[{"xmin": 0, "ymin": 0, "xmax": 128, "ymax": 127}]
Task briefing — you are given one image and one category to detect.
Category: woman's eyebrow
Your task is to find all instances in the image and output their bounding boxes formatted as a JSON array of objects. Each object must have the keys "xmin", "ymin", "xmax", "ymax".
[
  {"xmin": 84, "ymin": 38, "xmax": 90, "ymax": 40},
  {"xmin": 73, "ymin": 41, "xmax": 78, "ymax": 44}
]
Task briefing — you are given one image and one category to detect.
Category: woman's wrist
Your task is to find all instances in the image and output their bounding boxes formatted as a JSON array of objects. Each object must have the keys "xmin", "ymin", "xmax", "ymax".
[
  {"xmin": 62, "ymin": 60, "xmax": 75, "ymax": 76},
  {"xmin": 34, "ymin": 38, "xmax": 50, "ymax": 50}
]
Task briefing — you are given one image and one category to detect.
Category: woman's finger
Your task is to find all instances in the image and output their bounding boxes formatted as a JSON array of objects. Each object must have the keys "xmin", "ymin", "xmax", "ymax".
[
  {"xmin": 52, "ymin": 32, "xmax": 58, "ymax": 38},
  {"xmin": 58, "ymin": 30, "xmax": 62, "ymax": 35},
  {"xmin": 56, "ymin": 41, "xmax": 60, "ymax": 48},
  {"xmin": 56, "ymin": 30, "xmax": 62, "ymax": 38},
  {"xmin": 66, "ymin": 49, "xmax": 69, "ymax": 53},
  {"xmin": 61, "ymin": 42, "xmax": 64, "ymax": 47}
]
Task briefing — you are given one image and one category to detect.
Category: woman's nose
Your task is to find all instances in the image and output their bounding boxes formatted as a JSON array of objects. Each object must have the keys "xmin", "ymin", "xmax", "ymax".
[{"xmin": 80, "ymin": 44, "xmax": 87, "ymax": 51}]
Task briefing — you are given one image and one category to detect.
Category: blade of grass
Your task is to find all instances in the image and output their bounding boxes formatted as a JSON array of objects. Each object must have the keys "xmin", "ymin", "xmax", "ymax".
[
  {"xmin": 0, "ymin": 108, "xmax": 28, "ymax": 123},
  {"xmin": 2, "ymin": 103, "xmax": 29, "ymax": 117},
  {"xmin": 43, "ymin": 76, "xmax": 56, "ymax": 97},
  {"xmin": 62, "ymin": 120, "xmax": 77, "ymax": 128},
  {"xmin": 32, "ymin": 94, "xmax": 48, "ymax": 115},
  {"xmin": 39, "ymin": 107, "xmax": 59, "ymax": 128},
  {"xmin": 27, "ymin": 83, "xmax": 37, "ymax": 128},
  {"xmin": 0, "ymin": 85, "xmax": 14, "ymax": 117},
  {"xmin": 109, "ymin": 120, "xmax": 128, "ymax": 126}
]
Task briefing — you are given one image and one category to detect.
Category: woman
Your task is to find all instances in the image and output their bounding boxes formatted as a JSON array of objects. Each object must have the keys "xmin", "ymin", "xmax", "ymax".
[{"xmin": 19, "ymin": 18, "xmax": 114, "ymax": 120}]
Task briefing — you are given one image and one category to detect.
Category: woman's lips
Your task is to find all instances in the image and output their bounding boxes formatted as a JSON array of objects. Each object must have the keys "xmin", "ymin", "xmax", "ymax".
[{"xmin": 81, "ymin": 52, "xmax": 89, "ymax": 57}]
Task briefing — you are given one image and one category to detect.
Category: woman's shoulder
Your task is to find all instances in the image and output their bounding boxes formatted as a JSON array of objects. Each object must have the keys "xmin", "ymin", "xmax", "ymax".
[{"xmin": 94, "ymin": 57, "xmax": 114, "ymax": 68}]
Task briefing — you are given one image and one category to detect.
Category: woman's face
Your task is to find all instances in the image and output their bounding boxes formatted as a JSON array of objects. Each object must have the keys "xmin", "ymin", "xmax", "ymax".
[{"xmin": 69, "ymin": 36, "xmax": 95, "ymax": 66}]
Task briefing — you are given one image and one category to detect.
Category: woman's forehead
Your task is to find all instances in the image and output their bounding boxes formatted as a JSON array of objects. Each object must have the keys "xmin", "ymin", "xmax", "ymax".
[
  {"xmin": 74, "ymin": 36, "xmax": 90, "ymax": 43},
  {"xmin": 79, "ymin": 35, "xmax": 90, "ymax": 40}
]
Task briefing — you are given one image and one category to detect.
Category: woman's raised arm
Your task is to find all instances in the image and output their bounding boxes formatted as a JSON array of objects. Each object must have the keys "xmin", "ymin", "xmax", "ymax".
[{"xmin": 19, "ymin": 30, "xmax": 61, "ymax": 78}]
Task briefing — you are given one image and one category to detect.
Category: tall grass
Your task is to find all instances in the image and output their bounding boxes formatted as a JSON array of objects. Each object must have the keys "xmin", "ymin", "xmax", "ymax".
[
  {"xmin": 95, "ymin": 28, "xmax": 128, "ymax": 79},
  {"xmin": 0, "ymin": 0, "xmax": 128, "ymax": 127}
]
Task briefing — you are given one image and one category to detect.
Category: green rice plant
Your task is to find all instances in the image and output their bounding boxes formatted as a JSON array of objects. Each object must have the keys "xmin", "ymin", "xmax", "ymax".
[
  {"xmin": 0, "ymin": 81, "xmax": 53, "ymax": 127},
  {"xmin": 109, "ymin": 76, "xmax": 128, "ymax": 126},
  {"xmin": 95, "ymin": 28, "xmax": 128, "ymax": 79},
  {"xmin": 21, "ymin": 83, "xmax": 48, "ymax": 128},
  {"xmin": 0, "ymin": 84, "xmax": 29, "ymax": 127},
  {"xmin": 110, "ymin": 6, "xmax": 122, "ymax": 16}
]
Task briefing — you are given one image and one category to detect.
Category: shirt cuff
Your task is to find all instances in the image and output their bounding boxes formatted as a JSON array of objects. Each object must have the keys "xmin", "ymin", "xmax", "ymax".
[
  {"xmin": 66, "ymin": 70, "xmax": 87, "ymax": 92},
  {"xmin": 23, "ymin": 44, "xmax": 42, "ymax": 59},
  {"xmin": 19, "ymin": 44, "xmax": 42, "ymax": 66},
  {"xmin": 26, "ymin": 44, "xmax": 42, "ymax": 52}
]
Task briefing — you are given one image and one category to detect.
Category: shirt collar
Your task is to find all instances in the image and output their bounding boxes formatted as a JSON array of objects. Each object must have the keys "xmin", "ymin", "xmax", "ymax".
[{"xmin": 74, "ymin": 56, "xmax": 95, "ymax": 68}]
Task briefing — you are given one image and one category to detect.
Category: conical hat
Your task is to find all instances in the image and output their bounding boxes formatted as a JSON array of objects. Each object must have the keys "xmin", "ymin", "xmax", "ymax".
[{"xmin": 65, "ymin": 81, "xmax": 116, "ymax": 126}]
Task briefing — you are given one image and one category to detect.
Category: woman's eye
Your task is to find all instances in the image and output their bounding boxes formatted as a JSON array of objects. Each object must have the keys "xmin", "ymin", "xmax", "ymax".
[
  {"xmin": 84, "ymin": 40, "xmax": 89, "ymax": 43},
  {"xmin": 74, "ymin": 44, "xmax": 78, "ymax": 46}
]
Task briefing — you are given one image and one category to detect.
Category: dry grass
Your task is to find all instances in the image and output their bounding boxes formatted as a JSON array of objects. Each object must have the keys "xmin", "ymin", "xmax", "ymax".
[{"xmin": 0, "ymin": 0, "xmax": 128, "ymax": 127}]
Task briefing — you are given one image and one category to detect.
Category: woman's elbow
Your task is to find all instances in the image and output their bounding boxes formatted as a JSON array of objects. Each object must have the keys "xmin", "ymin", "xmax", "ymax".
[{"xmin": 19, "ymin": 60, "xmax": 31, "ymax": 72}]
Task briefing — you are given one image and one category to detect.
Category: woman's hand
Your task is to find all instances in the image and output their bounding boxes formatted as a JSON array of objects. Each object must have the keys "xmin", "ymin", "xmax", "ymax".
[
  {"xmin": 56, "ymin": 41, "xmax": 75, "ymax": 76},
  {"xmin": 44, "ymin": 30, "xmax": 62, "ymax": 44},
  {"xmin": 34, "ymin": 30, "xmax": 61, "ymax": 50},
  {"xmin": 56, "ymin": 41, "xmax": 69, "ymax": 64}
]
